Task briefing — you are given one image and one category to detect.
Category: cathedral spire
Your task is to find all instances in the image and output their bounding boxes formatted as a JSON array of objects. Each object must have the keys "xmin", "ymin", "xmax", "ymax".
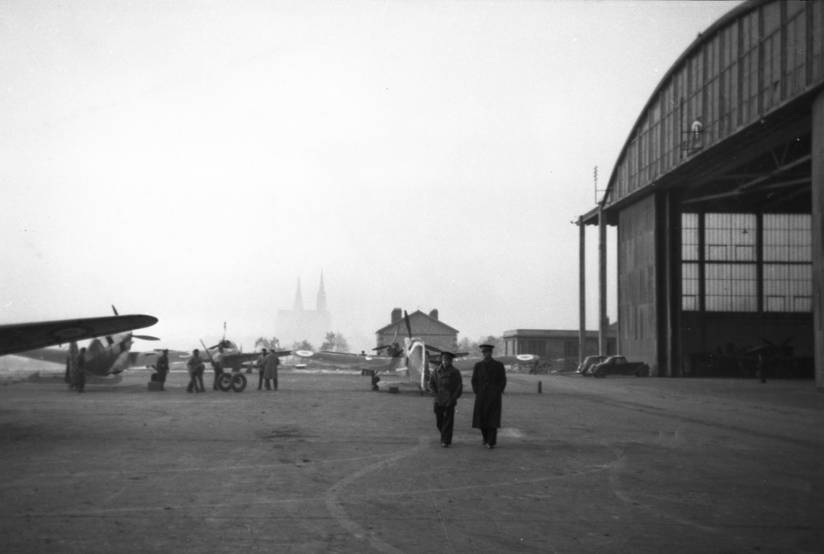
[
  {"xmin": 293, "ymin": 278, "xmax": 304, "ymax": 311},
  {"xmin": 317, "ymin": 271, "xmax": 327, "ymax": 313}
]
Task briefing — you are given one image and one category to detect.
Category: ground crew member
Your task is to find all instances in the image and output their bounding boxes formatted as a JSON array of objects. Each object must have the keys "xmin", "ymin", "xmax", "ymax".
[
  {"xmin": 74, "ymin": 347, "xmax": 86, "ymax": 393},
  {"xmin": 186, "ymin": 349, "xmax": 205, "ymax": 393},
  {"xmin": 212, "ymin": 346, "xmax": 225, "ymax": 390},
  {"xmin": 256, "ymin": 348, "xmax": 268, "ymax": 390},
  {"xmin": 263, "ymin": 350, "xmax": 280, "ymax": 391},
  {"xmin": 65, "ymin": 344, "xmax": 75, "ymax": 389},
  {"xmin": 428, "ymin": 350, "xmax": 463, "ymax": 447},
  {"xmin": 471, "ymin": 343, "xmax": 506, "ymax": 449},
  {"xmin": 156, "ymin": 349, "xmax": 170, "ymax": 384}
]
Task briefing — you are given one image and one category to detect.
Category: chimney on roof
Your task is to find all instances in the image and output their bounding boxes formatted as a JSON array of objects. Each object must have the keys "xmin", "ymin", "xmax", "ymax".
[
  {"xmin": 429, "ymin": 309, "xmax": 439, "ymax": 321},
  {"xmin": 391, "ymin": 308, "xmax": 402, "ymax": 324}
]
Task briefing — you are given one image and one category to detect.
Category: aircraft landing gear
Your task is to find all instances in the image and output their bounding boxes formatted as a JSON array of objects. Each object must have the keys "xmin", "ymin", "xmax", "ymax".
[
  {"xmin": 217, "ymin": 373, "xmax": 233, "ymax": 391},
  {"xmin": 217, "ymin": 372, "xmax": 247, "ymax": 392},
  {"xmin": 231, "ymin": 373, "xmax": 247, "ymax": 392}
]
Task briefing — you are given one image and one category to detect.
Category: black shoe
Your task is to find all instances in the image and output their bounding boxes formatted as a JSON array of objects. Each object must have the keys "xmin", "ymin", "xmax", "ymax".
[{"xmin": 441, "ymin": 443, "xmax": 449, "ymax": 448}]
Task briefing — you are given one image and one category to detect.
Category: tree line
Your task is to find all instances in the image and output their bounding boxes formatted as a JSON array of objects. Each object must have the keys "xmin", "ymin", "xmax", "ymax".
[
  {"xmin": 254, "ymin": 331, "xmax": 350, "ymax": 354},
  {"xmin": 254, "ymin": 333, "xmax": 503, "ymax": 356}
]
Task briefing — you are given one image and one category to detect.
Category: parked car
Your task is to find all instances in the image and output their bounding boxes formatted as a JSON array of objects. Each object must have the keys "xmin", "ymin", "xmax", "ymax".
[
  {"xmin": 591, "ymin": 355, "xmax": 650, "ymax": 378},
  {"xmin": 576, "ymin": 355, "xmax": 607, "ymax": 376}
]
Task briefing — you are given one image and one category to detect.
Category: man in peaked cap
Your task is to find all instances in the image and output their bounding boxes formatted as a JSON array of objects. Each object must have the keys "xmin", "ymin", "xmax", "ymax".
[
  {"xmin": 471, "ymin": 344, "xmax": 506, "ymax": 449},
  {"xmin": 428, "ymin": 350, "xmax": 463, "ymax": 447}
]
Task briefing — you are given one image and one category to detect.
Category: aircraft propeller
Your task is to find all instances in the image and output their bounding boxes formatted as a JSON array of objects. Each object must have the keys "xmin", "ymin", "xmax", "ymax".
[{"xmin": 403, "ymin": 310, "xmax": 413, "ymax": 339}]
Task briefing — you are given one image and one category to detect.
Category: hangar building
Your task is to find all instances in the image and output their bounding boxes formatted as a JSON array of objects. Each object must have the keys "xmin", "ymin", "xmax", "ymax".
[{"xmin": 576, "ymin": 0, "xmax": 824, "ymax": 389}]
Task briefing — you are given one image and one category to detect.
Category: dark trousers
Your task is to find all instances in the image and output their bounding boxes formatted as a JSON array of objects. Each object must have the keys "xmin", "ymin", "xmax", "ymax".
[
  {"xmin": 480, "ymin": 427, "xmax": 498, "ymax": 446},
  {"xmin": 212, "ymin": 367, "xmax": 224, "ymax": 390},
  {"xmin": 74, "ymin": 371, "xmax": 85, "ymax": 392},
  {"xmin": 187, "ymin": 370, "xmax": 205, "ymax": 392},
  {"xmin": 264, "ymin": 376, "xmax": 278, "ymax": 390},
  {"xmin": 258, "ymin": 369, "xmax": 264, "ymax": 390},
  {"xmin": 434, "ymin": 403, "xmax": 456, "ymax": 445}
]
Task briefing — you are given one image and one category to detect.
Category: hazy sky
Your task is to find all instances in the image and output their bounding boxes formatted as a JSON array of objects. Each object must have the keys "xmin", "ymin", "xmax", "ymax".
[{"xmin": 1, "ymin": 0, "xmax": 738, "ymax": 352}]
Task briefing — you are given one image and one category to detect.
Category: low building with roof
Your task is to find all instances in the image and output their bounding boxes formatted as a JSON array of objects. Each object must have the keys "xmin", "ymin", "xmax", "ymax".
[
  {"xmin": 375, "ymin": 308, "xmax": 458, "ymax": 352},
  {"xmin": 503, "ymin": 325, "xmax": 617, "ymax": 372}
]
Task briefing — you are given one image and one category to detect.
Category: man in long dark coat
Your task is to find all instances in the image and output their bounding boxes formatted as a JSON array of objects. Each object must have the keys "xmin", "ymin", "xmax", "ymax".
[
  {"xmin": 263, "ymin": 350, "xmax": 280, "ymax": 391},
  {"xmin": 471, "ymin": 343, "xmax": 506, "ymax": 449},
  {"xmin": 428, "ymin": 351, "xmax": 463, "ymax": 448},
  {"xmin": 74, "ymin": 347, "xmax": 87, "ymax": 393},
  {"xmin": 155, "ymin": 349, "xmax": 170, "ymax": 384}
]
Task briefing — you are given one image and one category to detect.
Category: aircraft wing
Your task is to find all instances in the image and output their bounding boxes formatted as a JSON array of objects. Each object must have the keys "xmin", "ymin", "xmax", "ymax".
[
  {"xmin": 221, "ymin": 352, "xmax": 260, "ymax": 365},
  {"xmin": 294, "ymin": 350, "xmax": 393, "ymax": 368},
  {"xmin": 13, "ymin": 347, "xmax": 157, "ymax": 368},
  {"xmin": 8, "ymin": 347, "xmax": 69, "ymax": 365},
  {"xmin": 453, "ymin": 354, "xmax": 541, "ymax": 372},
  {"xmin": 0, "ymin": 314, "xmax": 158, "ymax": 356}
]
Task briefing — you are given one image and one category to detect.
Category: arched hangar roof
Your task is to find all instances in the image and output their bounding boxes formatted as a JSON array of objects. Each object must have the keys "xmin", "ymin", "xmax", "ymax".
[{"xmin": 582, "ymin": 0, "xmax": 824, "ymax": 225}]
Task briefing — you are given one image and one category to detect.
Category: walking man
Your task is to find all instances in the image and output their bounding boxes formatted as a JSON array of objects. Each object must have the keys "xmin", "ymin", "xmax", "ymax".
[
  {"xmin": 428, "ymin": 350, "xmax": 463, "ymax": 447},
  {"xmin": 471, "ymin": 343, "xmax": 506, "ymax": 449}
]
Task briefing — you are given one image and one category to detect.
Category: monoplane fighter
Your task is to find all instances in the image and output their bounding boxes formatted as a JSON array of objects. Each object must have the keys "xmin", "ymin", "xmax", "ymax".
[
  {"xmin": 294, "ymin": 311, "xmax": 444, "ymax": 392},
  {"xmin": 183, "ymin": 325, "xmax": 291, "ymax": 391},
  {"xmin": 1, "ymin": 308, "xmax": 159, "ymax": 384}
]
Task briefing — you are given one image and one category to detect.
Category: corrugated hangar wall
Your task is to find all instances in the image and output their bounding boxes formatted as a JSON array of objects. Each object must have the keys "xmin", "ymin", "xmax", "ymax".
[{"xmin": 617, "ymin": 196, "xmax": 659, "ymax": 373}]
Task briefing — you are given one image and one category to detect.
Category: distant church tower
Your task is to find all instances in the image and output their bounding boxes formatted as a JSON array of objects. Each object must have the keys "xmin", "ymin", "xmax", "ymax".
[
  {"xmin": 276, "ymin": 273, "xmax": 332, "ymax": 348},
  {"xmin": 317, "ymin": 272, "xmax": 327, "ymax": 313},
  {"xmin": 293, "ymin": 278, "xmax": 304, "ymax": 311}
]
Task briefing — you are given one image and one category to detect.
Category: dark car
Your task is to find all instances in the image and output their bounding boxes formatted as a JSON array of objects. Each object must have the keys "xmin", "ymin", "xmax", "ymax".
[
  {"xmin": 591, "ymin": 355, "xmax": 650, "ymax": 378},
  {"xmin": 576, "ymin": 355, "xmax": 607, "ymax": 376}
]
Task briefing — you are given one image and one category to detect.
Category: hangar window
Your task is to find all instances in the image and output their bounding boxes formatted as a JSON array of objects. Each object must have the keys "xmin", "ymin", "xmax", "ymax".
[
  {"xmin": 681, "ymin": 212, "xmax": 812, "ymax": 314},
  {"xmin": 704, "ymin": 214, "xmax": 757, "ymax": 312},
  {"xmin": 763, "ymin": 214, "xmax": 812, "ymax": 312},
  {"xmin": 705, "ymin": 263, "xmax": 757, "ymax": 311},
  {"xmin": 681, "ymin": 263, "xmax": 699, "ymax": 311}
]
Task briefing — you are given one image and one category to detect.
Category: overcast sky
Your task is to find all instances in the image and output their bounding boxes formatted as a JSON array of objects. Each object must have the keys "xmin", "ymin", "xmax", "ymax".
[{"xmin": 1, "ymin": 0, "xmax": 738, "ymax": 352}]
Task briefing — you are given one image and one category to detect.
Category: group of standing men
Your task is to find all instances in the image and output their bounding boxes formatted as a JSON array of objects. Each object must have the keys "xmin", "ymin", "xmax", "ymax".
[
  {"xmin": 428, "ymin": 343, "xmax": 507, "ymax": 449},
  {"xmin": 183, "ymin": 347, "xmax": 280, "ymax": 393},
  {"xmin": 255, "ymin": 348, "xmax": 280, "ymax": 390}
]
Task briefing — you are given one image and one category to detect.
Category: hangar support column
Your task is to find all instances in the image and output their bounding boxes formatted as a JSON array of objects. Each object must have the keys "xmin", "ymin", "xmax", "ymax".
[
  {"xmin": 813, "ymin": 90, "xmax": 824, "ymax": 392},
  {"xmin": 578, "ymin": 217, "xmax": 586, "ymax": 367},
  {"xmin": 598, "ymin": 205, "xmax": 608, "ymax": 355}
]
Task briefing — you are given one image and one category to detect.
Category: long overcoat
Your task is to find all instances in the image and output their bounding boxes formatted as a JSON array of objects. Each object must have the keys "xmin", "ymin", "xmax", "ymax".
[
  {"xmin": 263, "ymin": 352, "xmax": 280, "ymax": 379},
  {"xmin": 471, "ymin": 358, "xmax": 507, "ymax": 429}
]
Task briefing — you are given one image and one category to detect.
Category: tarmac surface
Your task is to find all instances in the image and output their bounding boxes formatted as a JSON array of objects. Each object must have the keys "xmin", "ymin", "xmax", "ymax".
[{"xmin": 0, "ymin": 368, "xmax": 822, "ymax": 553}]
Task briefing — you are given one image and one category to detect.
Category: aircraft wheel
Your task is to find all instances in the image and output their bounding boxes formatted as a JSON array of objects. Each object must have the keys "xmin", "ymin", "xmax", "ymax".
[
  {"xmin": 217, "ymin": 373, "xmax": 233, "ymax": 391},
  {"xmin": 231, "ymin": 373, "xmax": 247, "ymax": 392}
]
